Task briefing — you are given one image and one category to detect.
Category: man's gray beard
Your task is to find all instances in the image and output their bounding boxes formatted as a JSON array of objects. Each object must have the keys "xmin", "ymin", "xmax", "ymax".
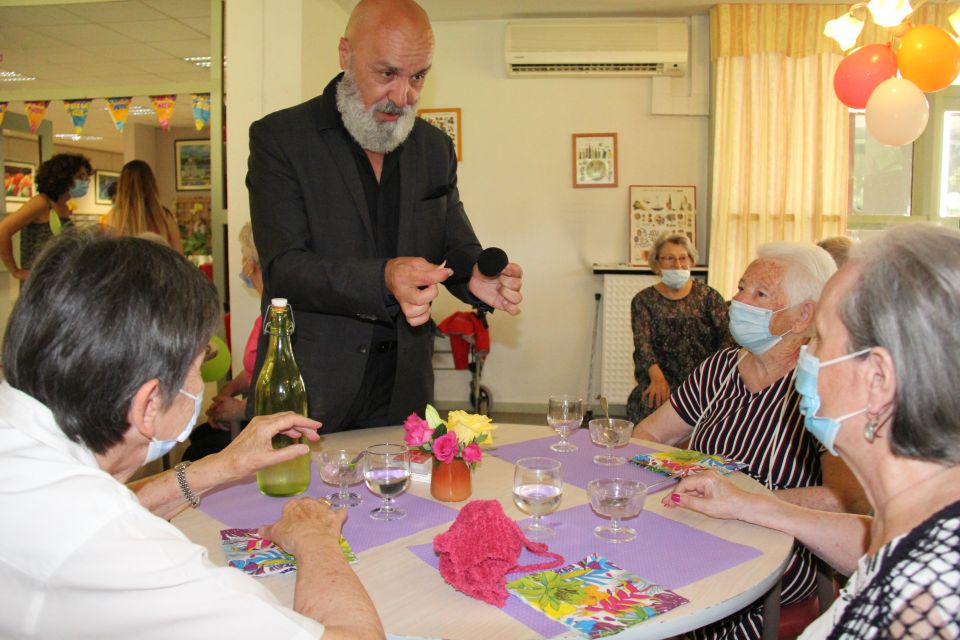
[{"xmin": 336, "ymin": 69, "xmax": 417, "ymax": 154}]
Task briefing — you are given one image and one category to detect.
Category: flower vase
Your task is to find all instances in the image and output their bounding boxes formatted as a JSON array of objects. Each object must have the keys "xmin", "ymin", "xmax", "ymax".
[{"xmin": 430, "ymin": 458, "xmax": 472, "ymax": 502}]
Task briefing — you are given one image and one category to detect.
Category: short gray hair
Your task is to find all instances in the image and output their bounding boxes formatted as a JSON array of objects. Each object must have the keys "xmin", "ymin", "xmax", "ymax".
[
  {"xmin": 648, "ymin": 232, "xmax": 698, "ymax": 271},
  {"xmin": 755, "ymin": 241, "xmax": 836, "ymax": 306},
  {"xmin": 841, "ymin": 224, "xmax": 960, "ymax": 463},
  {"xmin": 238, "ymin": 222, "xmax": 259, "ymax": 264}
]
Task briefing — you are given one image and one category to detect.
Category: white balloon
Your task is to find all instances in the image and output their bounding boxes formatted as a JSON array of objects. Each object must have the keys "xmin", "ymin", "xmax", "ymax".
[{"xmin": 865, "ymin": 77, "xmax": 930, "ymax": 146}]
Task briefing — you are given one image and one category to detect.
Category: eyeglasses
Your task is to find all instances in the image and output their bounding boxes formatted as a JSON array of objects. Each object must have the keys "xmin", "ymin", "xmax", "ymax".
[{"xmin": 658, "ymin": 255, "xmax": 692, "ymax": 267}]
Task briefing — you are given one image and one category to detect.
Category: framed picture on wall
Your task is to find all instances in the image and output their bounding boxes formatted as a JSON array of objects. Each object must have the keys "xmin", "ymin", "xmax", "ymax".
[
  {"xmin": 629, "ymin": 185, "xmax": 697, "ymax": 265},
  {"xmin": 418, "ymin": 108, "xmax": 462, "ymax": 161},
  {"xmin": 175, "ymin": 139, "xmax": 212, "ymax": 191},
  {"xmin": 95, "ymin": 170, "xmax": 120, "ymax": 205},
  {"xmin": 572, "ymin": 133, "xmax": 617, "ymax": 188},
  {"xmin": 4, "ymin": 161, "xmax": 36, "ymax": 202}
]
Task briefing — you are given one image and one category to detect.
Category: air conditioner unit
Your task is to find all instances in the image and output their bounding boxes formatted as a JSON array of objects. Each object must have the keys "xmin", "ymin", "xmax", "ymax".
[{"xmin": 505, "ymin": 19, "xmax": 688, "ymax": 78}]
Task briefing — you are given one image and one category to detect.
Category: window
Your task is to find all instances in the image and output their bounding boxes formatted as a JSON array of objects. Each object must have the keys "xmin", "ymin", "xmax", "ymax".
[
  {"xmin": 849, "ymin": 112, "xmax": 913, "ymax": 217},
  {"xmin": 939, "ymin": 110, "xmax": 960, "ymax": 217}
]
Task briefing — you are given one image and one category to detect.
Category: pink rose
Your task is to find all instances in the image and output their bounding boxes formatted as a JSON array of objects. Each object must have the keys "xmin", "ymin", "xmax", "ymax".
[
  {"xmin": 403, "ymin": 413, "xmax": 433, "ymax": 447},
  {"xmin": 432, "ymin": 432, "xmax": 460, "ymax": 464},
  {"xmin": 462, "ymin": 442, "xmax": 482, "ymax": 463}
]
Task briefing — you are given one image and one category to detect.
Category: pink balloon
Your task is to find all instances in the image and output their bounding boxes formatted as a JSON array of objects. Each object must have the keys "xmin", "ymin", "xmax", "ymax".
[
  {"xmin": 865, "ymin": 77, "xmax": 930, "ymax": 146},
  {"xmin": 834, "ymin": 43, "xmax": 898, "ymax": 109}
]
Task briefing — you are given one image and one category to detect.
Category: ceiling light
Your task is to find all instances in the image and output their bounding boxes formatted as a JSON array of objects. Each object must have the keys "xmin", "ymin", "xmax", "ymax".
[
  {"xmin": 0, "ymin": 70, "xmax": 37, "ymax": 82},
  {"xmin": 866, "ymin": 0, "xmax": 912, "ymax": 28},
  {"xmin": 184, "ymin": 56, "xmax": 211, "ymax": 68},
  {"xmin": 824, "ymin": 11, "xmax": 866, "ymax": 51},
  {"xmin": 54, "ymin": 133, "xmax": 104, "ymax": 142}
]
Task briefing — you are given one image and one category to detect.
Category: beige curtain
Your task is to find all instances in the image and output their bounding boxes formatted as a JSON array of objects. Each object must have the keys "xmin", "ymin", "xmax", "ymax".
[
  {"xmin": 708, "ymin": 4, "xmax": 956, "ymax": 299},
  {"xmin": 708, "ymin": 4, "xmax": 850, "ymax": 299}
]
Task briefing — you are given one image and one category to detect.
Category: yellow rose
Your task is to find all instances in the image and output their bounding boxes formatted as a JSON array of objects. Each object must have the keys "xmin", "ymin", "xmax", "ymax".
[{"xmin": 446, "ymin": 410, "xmax": 496, "ymax": 445}]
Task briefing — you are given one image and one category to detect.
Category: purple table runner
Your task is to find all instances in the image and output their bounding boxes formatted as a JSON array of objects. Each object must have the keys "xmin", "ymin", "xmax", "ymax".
[
  {"xmin": 490, "ymin": 428, "xmax": 669, "ymax": 491},
  {"xmin": 409, "ymin": 503, "xmax": 762, "ymax": 638},
  {"xmin": 200, "ymin": 479, "xmax": 459, "ymax": 553}
]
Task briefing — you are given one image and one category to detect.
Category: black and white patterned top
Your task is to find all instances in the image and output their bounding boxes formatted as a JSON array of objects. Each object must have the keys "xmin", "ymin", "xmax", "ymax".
[
  {"xmin": 801, "ymin": 500, "xmax": 960, "ymax": 639},
  {"xmin": 672, "ymin": 347, "xmax": 826, "ymax": 635}
]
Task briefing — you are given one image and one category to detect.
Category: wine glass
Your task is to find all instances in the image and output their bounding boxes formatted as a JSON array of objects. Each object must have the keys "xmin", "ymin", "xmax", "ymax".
[
  {"xmin": 547, "ymin": 395, "xmax": 583, "ymax": 452},
  {"xmin": 363, "ymin": 443, "xmax": 410, "ymax": 521},
  {"xmin": 317, "ymin": 449, "xmax": 364, "ymax": 508},
  {"xmin": 588, "ymin": 418, "xmax": 633, "ymax": 466},
  {"xmin": 587, "ymin": 478, "xmax": 646, "ymax": 543},
  {"xmin": 513, "ymin": 457, "xmax": 563, "ymax": 539}
]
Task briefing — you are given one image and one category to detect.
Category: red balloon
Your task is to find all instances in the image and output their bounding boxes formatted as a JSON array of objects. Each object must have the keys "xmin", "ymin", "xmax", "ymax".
[{"xmin": 834, "ymin": 43, "xmax": 899, "ymax": 109}]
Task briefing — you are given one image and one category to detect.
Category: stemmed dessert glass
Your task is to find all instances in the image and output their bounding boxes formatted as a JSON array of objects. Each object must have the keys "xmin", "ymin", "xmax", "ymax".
[
  {"xmin": 587, "ymin": 478, "xmax": 646, "ymax": 543},
  {"xmin": 317, "ymin": 449, "xmax": 364, "ymax": 508},
  {"xmin": 513, "ymin": 457, "xmax": 563, "ymax": 539},
  {"xmin": 363, "ymin": 443, "xmax": 410, "ymax": 521},
  {"xmin": 547, "ymin": 395, "xmax": 583, "ymax": 452},
  {"xmin": 588, "ymin": 418, "xmax": 633, "ymax": 466}
]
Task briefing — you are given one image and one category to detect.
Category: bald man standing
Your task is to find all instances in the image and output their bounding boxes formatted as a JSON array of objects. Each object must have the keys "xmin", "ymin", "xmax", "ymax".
[{"xmin": 247, "ymin": 0, "xmax": 523, "ymax": 432}]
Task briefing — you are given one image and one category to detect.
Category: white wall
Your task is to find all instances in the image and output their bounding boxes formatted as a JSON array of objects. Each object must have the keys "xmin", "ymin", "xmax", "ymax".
[{"xmin": 224, "ymin": 4, "xmax": 709, "ymax": 412}]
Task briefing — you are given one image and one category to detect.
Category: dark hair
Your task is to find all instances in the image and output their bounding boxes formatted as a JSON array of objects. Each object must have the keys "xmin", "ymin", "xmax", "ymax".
[
  {"xmin": 841, "ymin": 224, "xmax": 960, "ymax": 463},
  {"xmin": 2, "ymin": 228, "xmax": 219, "ymax": 454},
  {"xmin": 35, "ymin": 153, "xmax": 93, "ymax": 199}
]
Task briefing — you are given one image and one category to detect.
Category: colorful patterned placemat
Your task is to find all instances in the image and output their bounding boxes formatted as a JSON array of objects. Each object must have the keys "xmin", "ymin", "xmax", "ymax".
[
  {"xmin": 220, "ymin": 528, "xmax": 358, "ymax": 576},
  {"xmin": 408, "ymin": 503, "xmax": 762, "ymax": 637},
  {"xmin": 489, "ymin": 429, "xmax": 666, "ymax": 490},
  {"xmin": 507, "ymin": 554, "xmax": 689, "ymax": 638},
  {"xmin": 200, "ymin": 479, "xmax": 459, "ymax": 554},
  {"xmin": 630, "ymin": 450, "xmax": 746, "ymax": 477}
]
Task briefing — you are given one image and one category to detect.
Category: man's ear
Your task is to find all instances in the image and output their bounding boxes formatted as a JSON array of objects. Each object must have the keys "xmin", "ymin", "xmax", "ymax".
[
  {"xmin": 127, "ymin": 379, "xmax": 162, "ymax": 441},
  {"xmin": 338, "ymin": 37, "xmax": 350, "ymax": 70}
]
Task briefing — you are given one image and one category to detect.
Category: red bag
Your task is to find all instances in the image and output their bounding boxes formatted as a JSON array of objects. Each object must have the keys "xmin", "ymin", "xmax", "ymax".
[{"xmin": 433, "ymin": 500, "xmax": 564, "ymax": 607}]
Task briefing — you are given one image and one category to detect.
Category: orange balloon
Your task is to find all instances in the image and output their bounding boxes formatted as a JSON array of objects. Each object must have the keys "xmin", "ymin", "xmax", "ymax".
[{"xmin": 896, "ymin": 24, "xmax": 960, "ymax": 93}]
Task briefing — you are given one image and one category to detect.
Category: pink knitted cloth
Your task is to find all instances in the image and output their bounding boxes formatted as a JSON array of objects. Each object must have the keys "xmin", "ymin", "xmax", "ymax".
[{"xmin": 433, "ymin": 500, "xmax": 565, "ymax": 607}]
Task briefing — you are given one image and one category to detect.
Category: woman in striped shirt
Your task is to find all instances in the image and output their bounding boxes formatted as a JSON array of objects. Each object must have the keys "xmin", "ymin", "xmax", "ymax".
[{"xmin": 633, "ymin": 241, "xmax": 867, "ymax": 640}]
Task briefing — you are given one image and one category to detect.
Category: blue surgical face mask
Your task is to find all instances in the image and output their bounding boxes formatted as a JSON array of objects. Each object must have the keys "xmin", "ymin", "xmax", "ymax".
[
  {"xmin": 661, "ymin": 269, "xmax": 691, "ymax": 290},
  {"xmin": 68, "ymin": 179, "xmax": 89, "ymax": 199},
  {"xmin": 239, "ymin": 271, "xmax": 255, "ymax": 289},
  {"xmin": 795, "ymin": 345, "xmax": 871, "ymax": 455},
  {"xmin": 729, "ymin": 299, "xmax": 794, "ymax": 355},
  {"xmin": 143, "ymin": 387, "xmax": 203, "ymax": 465}
]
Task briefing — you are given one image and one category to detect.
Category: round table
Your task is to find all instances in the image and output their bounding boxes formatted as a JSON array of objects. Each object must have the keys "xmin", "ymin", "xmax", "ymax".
[{"xmin": 173, "ymin": 423, "xmax": 793, "ymax": 639}]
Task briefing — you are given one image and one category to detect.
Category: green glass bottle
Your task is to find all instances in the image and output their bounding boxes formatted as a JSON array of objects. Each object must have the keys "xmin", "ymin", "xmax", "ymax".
[{"xmin": 254, "ymin": 297, "xmax": 311, "ymax": 497}]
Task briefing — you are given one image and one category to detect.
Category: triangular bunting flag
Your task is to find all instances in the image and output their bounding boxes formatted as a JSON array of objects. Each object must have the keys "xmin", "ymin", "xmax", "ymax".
[
  {"xmin": 151, "ymin": 94, "xmax": 176, "ymax": 131},
  {"xmin": 25, "ymin": 100, "xmax": 50, "ymax": 134},
  {"xmin": 191, "ymin": 93, "xmax": 211, "ymax": 131},
  {"xmin": 106, "ymin": 97, "xmax": 132, "ymax": 132},
  {"xmin": 63, "ymin": 99, "xmax": 92, "ymax": 134}
]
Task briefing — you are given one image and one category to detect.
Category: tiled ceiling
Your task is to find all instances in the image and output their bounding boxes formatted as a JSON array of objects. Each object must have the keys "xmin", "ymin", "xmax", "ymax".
[{"xmin": 0, "ymin": 0, "xmax": 212, "ymax": 153}]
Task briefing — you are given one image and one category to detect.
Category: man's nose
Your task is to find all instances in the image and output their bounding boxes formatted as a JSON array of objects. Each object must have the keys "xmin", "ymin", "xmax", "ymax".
[{"xmin": 388, "ymin": 79, "xmax": 415, "ymax": 108}]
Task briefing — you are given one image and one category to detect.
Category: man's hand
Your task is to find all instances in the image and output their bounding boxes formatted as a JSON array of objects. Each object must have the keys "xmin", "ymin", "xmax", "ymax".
[
  {"xmin": 385, "ymin": 257, "xmax": 453, "ymax": 326},
  {"xmin": 468, "ymin": 262, "xmax": 523, "ymax": 315}
]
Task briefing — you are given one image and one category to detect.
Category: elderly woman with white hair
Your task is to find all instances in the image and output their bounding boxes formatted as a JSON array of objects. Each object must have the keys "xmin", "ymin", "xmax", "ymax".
[
  {"xmin": 664, "ymin": 224, "xmax": 960, "ymax": 637},
  {"xmin": 634, "ymin": 241, "xmax": 867, "ymax": 640}
]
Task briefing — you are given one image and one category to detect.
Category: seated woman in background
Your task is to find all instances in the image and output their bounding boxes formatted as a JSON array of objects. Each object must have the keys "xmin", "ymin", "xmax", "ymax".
[
  {"xmin": 0, "ymin": 153, "xmax": 92, "ymax": 280},
  {"xmin": 183, "ymin": 222, "xmax": 264, "ymax": 461},
  {"xmin": 105, "ymin": 159, "xmax": 183, "ymax": 253},
  {"xmin": 634, "ymin": 241, "xmax": 867, "ymax": 640},
  {"xmin": 666, "ymin": 224, "xmax": 960, "ymax": 638},
  {"xmin": 0, "ymin": 229, "xmax": 382, "ymax": 639},
  {"xmin": 626, "ymin": 232, "xmax": 733, "ymax": 423}
]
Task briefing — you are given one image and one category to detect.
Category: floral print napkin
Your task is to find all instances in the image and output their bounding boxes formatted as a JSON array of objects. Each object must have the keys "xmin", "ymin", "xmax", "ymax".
[
  {"xmin": 630, "ymin": 449, "xmax": 745, "ymax": 478},
  {"xmin": 220, "ymin": 527, "xmax": 357, "ymax": 577},
  {"xmin": 506, "ymin": 554, "xmax": 688, "ymax": 638}
]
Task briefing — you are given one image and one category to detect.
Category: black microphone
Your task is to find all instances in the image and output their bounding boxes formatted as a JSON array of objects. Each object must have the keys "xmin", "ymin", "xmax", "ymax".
[
  {"xmin": 477, "ymin": 247, "xmax": 509, "ymax": 277},
  {"xmin": 444, "ymin": 247, "xmax": 477, "ymax": 283}
]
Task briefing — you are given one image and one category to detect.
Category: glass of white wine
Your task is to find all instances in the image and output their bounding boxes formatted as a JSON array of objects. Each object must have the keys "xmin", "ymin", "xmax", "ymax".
[
  {"xmin": 547, "ymin": 395, "xmax": 583, "ymax": 452},
  {"xmin": 363, "ymin": 443, "xmax": 410, "ymax": 521},
  {"xmin": 588, "ymin": 418, "xmax": 633, "ymax": 466},
  {"xmin": 513, "ymin": 457, "xmax": 563, "ymax": 539},
  {"xmin": 587, "ymin": 478, "xmax": 646, "ymax": 543}
]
